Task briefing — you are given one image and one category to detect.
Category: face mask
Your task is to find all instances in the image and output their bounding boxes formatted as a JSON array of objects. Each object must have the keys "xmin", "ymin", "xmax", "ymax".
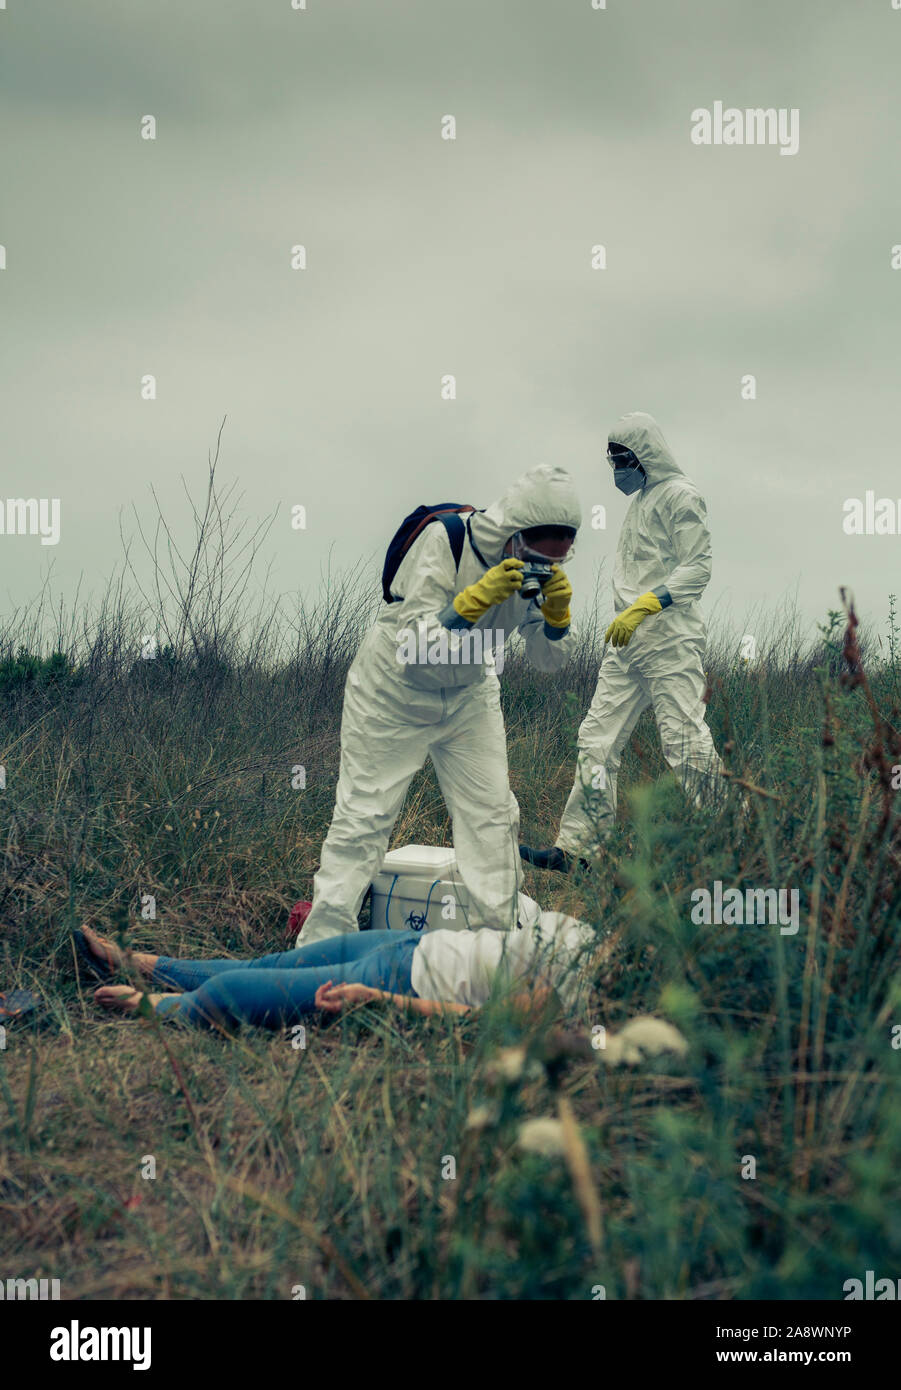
[{"xmin": 613, "ymin": 466, "xmax": 645, "ymax": 496}]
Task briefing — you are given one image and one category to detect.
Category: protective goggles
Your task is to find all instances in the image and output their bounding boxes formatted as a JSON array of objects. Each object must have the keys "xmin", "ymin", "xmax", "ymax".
[
  {"xmin": 510, "ymin": 525, "xmax": 576, "ymax": 564},
  {"xmin": 607, "ymin": 444, "xmax": 644, "ymax": 471}
]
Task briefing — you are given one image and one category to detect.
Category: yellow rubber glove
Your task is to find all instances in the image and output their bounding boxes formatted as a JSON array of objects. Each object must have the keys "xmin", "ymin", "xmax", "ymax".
[
  {"xmin": 605, "ymin": 591, "xmax": 662, "ymax": 648},
  {"xmin": 540, "ymin": 564, "xmax": 573, "ymax": 628},
  {"xmin": 453, "ymin": 557, "xmax": 524, "ymax": 623}
]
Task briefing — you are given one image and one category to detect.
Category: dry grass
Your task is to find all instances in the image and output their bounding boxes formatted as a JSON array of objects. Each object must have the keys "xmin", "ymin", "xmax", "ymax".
[{"xmin": 1, "ymin": 470, "xmax": 899, "ymax": 1299}]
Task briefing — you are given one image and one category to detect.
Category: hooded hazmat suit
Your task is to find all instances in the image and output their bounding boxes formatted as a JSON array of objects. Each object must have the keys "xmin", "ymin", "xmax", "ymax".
[
  {"xmin": 298, "ymin": 465, "xmax": 582, "ymax": 945},
  {"xmin": 555, "ymin": 413, "xmax": 724, "ymax": 855}
]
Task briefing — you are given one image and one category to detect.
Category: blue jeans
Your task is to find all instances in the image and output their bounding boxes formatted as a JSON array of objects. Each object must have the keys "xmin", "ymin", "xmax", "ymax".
[{"xmin": 152, "ymin": 929, "xmax": 421, "ymax": 1031}]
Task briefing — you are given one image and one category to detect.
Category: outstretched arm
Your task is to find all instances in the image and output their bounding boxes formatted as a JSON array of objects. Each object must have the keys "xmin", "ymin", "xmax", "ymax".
[
  {"xmin": 315, "ymin": 981, "xmax": 471, "ymax": 1018},
  {"xmin": 314, "ymin": 981, "xmax": 557, "ymax": 1022}
]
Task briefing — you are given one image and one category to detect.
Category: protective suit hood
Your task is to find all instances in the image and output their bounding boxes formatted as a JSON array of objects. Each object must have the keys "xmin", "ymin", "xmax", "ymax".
[
  {"xmin": 469, "ymin": 464, "xmax": 582, "ymax": 566},
  {"xmin": 608, "ymin": 412, "xmax": 684, "ymax": 489}
]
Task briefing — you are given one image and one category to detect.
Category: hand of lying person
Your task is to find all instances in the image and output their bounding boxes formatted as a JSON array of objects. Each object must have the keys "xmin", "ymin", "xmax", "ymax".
[{"xmin": 315, "ymin": 980, "xmax": 385, "ymax": 1013}]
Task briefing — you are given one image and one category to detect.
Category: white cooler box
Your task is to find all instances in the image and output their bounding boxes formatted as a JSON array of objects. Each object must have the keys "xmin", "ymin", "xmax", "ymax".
[{"xmin": 370, "ymin": 845, "xmax": 471, "ymax": 933}]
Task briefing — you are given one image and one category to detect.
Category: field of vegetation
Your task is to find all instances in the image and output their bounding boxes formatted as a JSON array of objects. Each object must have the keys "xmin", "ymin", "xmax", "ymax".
[{"xmin": 1, "ymin": 471, "xmax": 899, "ymax": 1299}]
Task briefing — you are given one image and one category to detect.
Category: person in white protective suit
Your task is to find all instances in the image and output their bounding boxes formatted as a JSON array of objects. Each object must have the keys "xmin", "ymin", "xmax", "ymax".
[
  {"xmin": 520, "ymin": 412, "xmax": 724, "ymax": 872},
  {"xmin": 297, "ymin": 465, "xmax": 582, "ymax": 945}
]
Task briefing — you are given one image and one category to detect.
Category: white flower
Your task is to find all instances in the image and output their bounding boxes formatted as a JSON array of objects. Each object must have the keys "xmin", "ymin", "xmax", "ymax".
[
  {"xmin": 483, "ymin": 1046, "xmax": 527, "ymax": 1085},
  {"xmin": 464, "ymin": 1103, "xmax": 498, "ymax": 1132},
  {"xmin": 602, "ymin": 1016, "xmax": 688, "ymax": 1067},
  {"xmin": 517, "ymin": 1116, "xmax": 566, "ymax": 1158}
]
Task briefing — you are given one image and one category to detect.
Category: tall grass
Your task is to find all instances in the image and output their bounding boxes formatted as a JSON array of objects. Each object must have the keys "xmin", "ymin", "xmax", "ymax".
[{"xmin": 0, "ymin": 464, "xmax": 899, "ymax": 1299}]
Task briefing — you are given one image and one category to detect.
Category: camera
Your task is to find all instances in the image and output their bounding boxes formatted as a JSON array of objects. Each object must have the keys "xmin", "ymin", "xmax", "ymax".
[{"xmin": 520, "ymin": 563, "xmax": 554, "ymax": 601}]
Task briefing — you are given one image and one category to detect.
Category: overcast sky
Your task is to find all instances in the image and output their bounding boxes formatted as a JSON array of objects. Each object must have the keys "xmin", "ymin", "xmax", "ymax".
[{"xmin": 1, "ymin": 0, "xmax": 899, "ymax": 652}]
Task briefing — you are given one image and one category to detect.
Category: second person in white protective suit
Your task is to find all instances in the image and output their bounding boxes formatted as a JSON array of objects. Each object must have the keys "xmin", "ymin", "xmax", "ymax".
[
  {"xmin": 521, "ymin": 412, "xmax": 725, "ymax": 871},
  {"xmin": 297, "ymin": 465, "xmax": 582, "ymax": 945}
]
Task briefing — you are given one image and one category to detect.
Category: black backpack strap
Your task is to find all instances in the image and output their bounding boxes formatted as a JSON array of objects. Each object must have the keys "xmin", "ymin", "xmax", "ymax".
[
  {"xmin": 438, "ymin": 511, "xmax": 467, "ymax": 573},
  {"xmin": 464, "ymin": 512, "xmax": 492, "ymax": 571}
]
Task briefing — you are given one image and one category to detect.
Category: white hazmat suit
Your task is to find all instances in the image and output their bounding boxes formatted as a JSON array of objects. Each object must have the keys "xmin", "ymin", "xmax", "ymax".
[
  {"xmin": 556, "ymin": 413, "xmax": 724, "ymax": 855},
  {"xmin": 299, "ymin": 465, "xmax": 582, "ymax": 945}
]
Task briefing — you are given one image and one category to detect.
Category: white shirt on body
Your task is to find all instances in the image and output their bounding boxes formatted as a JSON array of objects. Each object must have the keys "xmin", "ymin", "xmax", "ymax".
[{"xmin": 410, "ymin": 894, "xmax": 597, "ymax": 1013}]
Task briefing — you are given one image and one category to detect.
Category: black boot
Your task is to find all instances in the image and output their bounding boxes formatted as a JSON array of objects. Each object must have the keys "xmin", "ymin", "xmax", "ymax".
[{"xmin": 519, "ymin": 844, "xmax": 576, "ymax": 874}]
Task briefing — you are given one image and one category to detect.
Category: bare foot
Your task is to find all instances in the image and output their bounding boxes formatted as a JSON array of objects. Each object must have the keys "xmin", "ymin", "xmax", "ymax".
[
  {"xmin": 82, "ymin": 925, "xmax": 159, "ymax": 979},
  {"xmin": 94, "ymin": 984, "xmax": 174, "ymax": 1014}
]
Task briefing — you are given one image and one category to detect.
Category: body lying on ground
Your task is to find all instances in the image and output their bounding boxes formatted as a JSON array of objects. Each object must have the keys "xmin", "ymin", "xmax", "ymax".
[{"xmin": 80, "ymin": 895, "xmax": 599, "ymax": 1033}]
